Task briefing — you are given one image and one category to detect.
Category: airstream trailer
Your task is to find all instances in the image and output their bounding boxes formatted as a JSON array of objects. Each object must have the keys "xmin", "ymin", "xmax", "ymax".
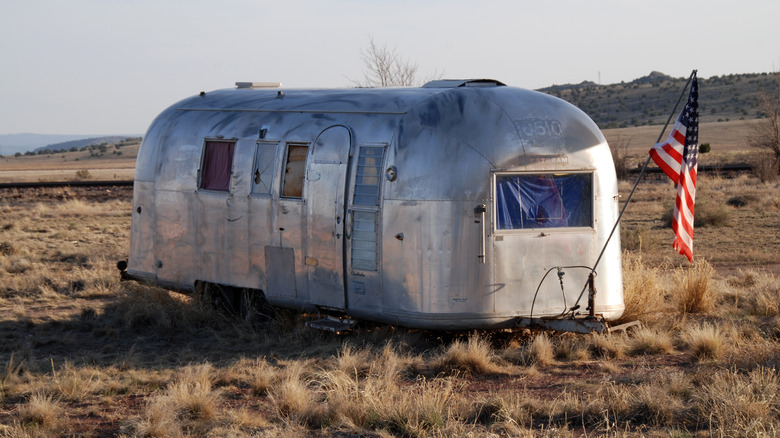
[{"xmin": 121, "ymin": 79, "xmax": 624, "ymax": 331}]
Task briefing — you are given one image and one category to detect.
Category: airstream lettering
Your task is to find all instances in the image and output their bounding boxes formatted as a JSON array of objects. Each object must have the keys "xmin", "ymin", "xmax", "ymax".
[{"xmin": 122, "ymin": 79, "xmax": 624, "ymax": 330}]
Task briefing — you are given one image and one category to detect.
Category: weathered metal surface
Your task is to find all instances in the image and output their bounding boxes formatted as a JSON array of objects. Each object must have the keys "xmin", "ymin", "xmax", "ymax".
[{"xmin": 126, "ymin": 79, "xmax": 625, "ymax": 330}]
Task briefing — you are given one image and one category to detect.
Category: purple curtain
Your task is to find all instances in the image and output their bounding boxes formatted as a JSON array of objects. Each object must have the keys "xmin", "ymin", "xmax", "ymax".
[{"xmin": 200, "ymin": 141, "xmax": 235, "ymax": 191}]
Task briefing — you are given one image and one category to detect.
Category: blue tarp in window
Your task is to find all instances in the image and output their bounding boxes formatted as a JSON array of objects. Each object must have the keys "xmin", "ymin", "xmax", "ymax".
[{"xmin": 496, "ymin": 173, "xmax": 592, "ymax": 229}]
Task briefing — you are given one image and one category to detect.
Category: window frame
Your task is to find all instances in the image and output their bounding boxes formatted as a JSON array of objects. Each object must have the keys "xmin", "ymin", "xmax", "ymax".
[
  {"xmin": 492, "ymin": 170, "xmax": 595, "ymax": 232},
  {"xmin": 250, "ymin": 140, "xmax": 280, "ymax": 197},
  {"xmin": 348, "ymin": 143, "xmax": 388, "ymax": 273},
  {"xmin": 280, "ymin": 142, "xmax": 310, "ymax": 199},
  {"xmin": 198, "ymin": 139, "xmax": 237, "ymax": 192}
]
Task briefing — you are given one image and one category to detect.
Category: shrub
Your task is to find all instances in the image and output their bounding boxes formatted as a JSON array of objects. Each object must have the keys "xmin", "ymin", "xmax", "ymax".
[
  {"xmin": 699, "ymin": 142, "xmax": 711, "ymax": 153},
  {"xmin": 75, "ymin": 169, "xmax": 92, "ymax": 180},
  {"xmin": 661, "ymin": 200, "xmax": 730, "ymax": 228}
]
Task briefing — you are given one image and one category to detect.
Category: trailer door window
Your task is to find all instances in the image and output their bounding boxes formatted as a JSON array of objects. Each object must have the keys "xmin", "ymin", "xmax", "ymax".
[
  {"xmin": 200, "ymin": 140, "xmax": 236, "ymax": 191},
  {"xmin": 495, "ymin": 173, "xmax": 592, "ymax": 230},
  {"xmin": 281, "ymin": 143, "xmax": 308, "ymax": 198}
]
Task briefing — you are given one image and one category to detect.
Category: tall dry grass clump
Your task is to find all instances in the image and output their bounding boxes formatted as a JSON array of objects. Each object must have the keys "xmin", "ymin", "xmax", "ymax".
[
  {"xmin": 680, "ymin": 322, "xmax": 727, "ymax": 361},
  {"xmin": 333, "ymin": 344, "xmax": 372, "ymax": 377},
  {"xmin": 52, "ymin": 361, "xmax": 102, "ymax": 401},
  {"xmin": 587, "ymin": 333, "xmax": 626, "ymax": 359},
  {"xmin": 627, "ymin": 326, "xmax": 674, "ymax": 356},
  {"xmin": 128, "ymin": 363, "xmax": 221, "ymax": 437},
  {"xmin": 432, "ymin": 333, "xmax": 506, "ymax": 376},
  {"xmin": 165, "ymin": 364, "xmax": 221, "ymax": 422},
  {"xmin": 268, "ymin": 361, "xmax": 323, "ymax": 426},
  {"xmin": 370, "ymin": 377, "xmax": 459, "ymax": 436},
  {"xmin": 518, "ymin": 333, "xmax": 555, "ymax": 366},
  {"xmin": 1, "ymin": 353, "xmax": 25, "ymax": 402},
  {"xmin": 675, "ymin": 259, "xmax": 716, "ymax": 314},
  {"xmin": 221, "ymin": 357, "xmax": 278, "ymax": 396},
  {"xmin": 616, "ymin": 252, "xmax": 667, "ymax": 324},
  {"xmin": 17, "ymin": 392, "xmax": 63, "ymax": 430}
]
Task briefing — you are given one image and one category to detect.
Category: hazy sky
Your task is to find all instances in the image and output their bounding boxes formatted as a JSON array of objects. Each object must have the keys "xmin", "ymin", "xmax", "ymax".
[{"xmin": 1, "ymin": 0, "xmax": 778, "ymax": 135}]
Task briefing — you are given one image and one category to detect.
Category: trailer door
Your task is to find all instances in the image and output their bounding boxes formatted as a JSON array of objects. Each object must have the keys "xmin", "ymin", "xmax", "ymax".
[{"xmin": 305, "ymin": 126, "xmax": 351, "ymax": 309}]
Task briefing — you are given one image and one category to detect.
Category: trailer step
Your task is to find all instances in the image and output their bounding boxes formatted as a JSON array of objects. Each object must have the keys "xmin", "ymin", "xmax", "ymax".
[{"xmin": 307, "ymin": 315, "xmax": 357, "ymax": 333}]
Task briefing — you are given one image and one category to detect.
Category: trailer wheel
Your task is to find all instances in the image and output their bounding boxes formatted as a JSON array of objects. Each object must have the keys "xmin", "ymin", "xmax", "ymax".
[{"xmin": 194, "ymin": 281, "xmax": 274, "ymax": 323}]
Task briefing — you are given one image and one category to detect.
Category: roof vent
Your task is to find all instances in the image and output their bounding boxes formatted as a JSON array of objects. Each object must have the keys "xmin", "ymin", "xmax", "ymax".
[
  {"xmin": 422, "ymin": 79, "xmax": 506, "ymax": 88},
  {"xmin": 236, "ymin": 82, "xmax": 283, "ymax": 89}
]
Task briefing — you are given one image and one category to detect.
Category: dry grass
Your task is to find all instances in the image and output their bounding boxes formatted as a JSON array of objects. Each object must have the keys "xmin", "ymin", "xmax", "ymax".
[
  {"xmin": 128, "ymin": 364, "xmax": 222, "ymax": 436},
  {"xmin": 680, "ymin": 322, "xmax": 727, "ymax": 361},
  {"xmin": 725, "ymin": 269, "xmax": 780, "ymax": 316},
  {"xmin": 432, "ymin": 333, "xmax": 507, "ymax": 376},
  {"xmin": 617, "ymin": 252, "xmax": 668, "ymax": 324},
  {"xmin": 675, "ymin": 259, "xmax": 716, "ymax": 314},
  {"xmin": 695, "ymin": 368, "xmax": 779, "ymax": 436},
  {"xmin": 626, "ymin": 326, "xmax": 675, "ymax": 356},
  {"xmin": 18, "ymin": 392, "xmax": 63, "ymax": 430},
  {"xmin": 522, "ymin": 333, "xmax": 555, "ymax": 366},
  {"xmin": 2, "ymin": 172, "xmax": 780, "ymax": 435}
]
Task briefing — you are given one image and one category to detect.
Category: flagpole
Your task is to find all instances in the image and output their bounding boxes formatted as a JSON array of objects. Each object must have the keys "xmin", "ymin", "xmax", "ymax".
[{"xmin": 570, "ymin": 69, "xmax": 698, "ymax": 313}]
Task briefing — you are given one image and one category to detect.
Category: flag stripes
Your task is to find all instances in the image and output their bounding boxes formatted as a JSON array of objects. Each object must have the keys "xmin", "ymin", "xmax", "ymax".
[{"xmin": 648, "ymin": 72, "xmax": 699, "ymax": 262}]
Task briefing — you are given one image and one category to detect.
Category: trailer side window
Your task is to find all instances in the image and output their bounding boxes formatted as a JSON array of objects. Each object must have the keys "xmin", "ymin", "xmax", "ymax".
[
  {"xmin": 495, "ymin": 173, "xmax": 592, "ymax": 230},
  {"xmin": 281, "ymin": 143, "xmax": 308, "ymax": 198},
  {"xmin": 199, "ymin": 140, "xmax": 236, "ymax": 191},
  {"xmin": 353, "ymin": 146, "xmax": 385, "ymax": 205},
  {"xmin": 251, "ymin": 141, "xmax": 279, "ymax": 195},
  {"xmin": 351, "ymin": 210, "xmax": 378, "ymax": 271}
]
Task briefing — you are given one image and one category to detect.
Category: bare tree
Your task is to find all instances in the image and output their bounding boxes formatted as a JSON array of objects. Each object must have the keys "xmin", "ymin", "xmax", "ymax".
[
  {"xmin": 748, "ymin": 72, "xmax": 780, "ymax": 176},
  {"xmin": 350, "ymin": 37, "xmax": 440, "ymax": 87}
]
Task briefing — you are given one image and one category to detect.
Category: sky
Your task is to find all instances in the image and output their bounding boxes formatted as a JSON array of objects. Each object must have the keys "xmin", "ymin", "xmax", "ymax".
[{"xmin": 1, "ymin": 0, "xmax": 779, "ymax": 136}]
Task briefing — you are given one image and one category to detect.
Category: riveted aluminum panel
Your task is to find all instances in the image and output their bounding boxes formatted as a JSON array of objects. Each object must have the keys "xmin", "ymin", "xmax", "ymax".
[{"xmin": 127, "ymin": 81, "xmax": 625, "ymax": 329}]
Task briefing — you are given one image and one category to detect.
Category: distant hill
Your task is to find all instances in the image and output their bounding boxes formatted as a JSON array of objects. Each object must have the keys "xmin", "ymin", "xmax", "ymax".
[
  {"xmin": 537, "ymin": 71, "xmax": 778, "ymax": 129},
  {"xmin": 0, "ymin": 134, "xmax": 91, "ymax": 156},
  {"xmin": 0, "ymin": 133, "xmax": 142, "ymax": 156},
  {"xmin": 32, "ymin": 136, "xmax": 134, "ymax": 153}
]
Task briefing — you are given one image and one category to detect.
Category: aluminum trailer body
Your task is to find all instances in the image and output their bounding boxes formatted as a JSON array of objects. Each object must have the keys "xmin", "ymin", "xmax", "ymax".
[{"xmin": 126, "ymin": 79, "xmax": 624, "ymax": 329}]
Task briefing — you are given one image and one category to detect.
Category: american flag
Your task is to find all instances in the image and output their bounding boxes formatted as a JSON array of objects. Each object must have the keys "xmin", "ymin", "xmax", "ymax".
[{"xmin": 649, "ymin": 72, "xmax": 699, "ymax": 262}]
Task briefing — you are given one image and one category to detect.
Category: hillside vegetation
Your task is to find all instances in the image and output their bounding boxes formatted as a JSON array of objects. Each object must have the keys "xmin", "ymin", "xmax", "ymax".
[{"xmin": 538, "ymin": 71, "xmax": 779, "ymax": 128}]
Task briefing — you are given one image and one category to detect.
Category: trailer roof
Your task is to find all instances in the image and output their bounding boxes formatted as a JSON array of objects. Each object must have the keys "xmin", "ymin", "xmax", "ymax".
[{"xmin": 173, "ymin": 81, "xmax": 510, "ymax": 115}]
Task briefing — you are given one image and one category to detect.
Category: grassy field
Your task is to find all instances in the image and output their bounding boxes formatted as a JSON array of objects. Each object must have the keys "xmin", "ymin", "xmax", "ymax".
[
  {"xmin": 1, "ymin": 127, "xmax": 779, "ymax": 436},
  {"xmin": 0, "ymin": 140, "xmax": 139, "ymax": 183}
]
